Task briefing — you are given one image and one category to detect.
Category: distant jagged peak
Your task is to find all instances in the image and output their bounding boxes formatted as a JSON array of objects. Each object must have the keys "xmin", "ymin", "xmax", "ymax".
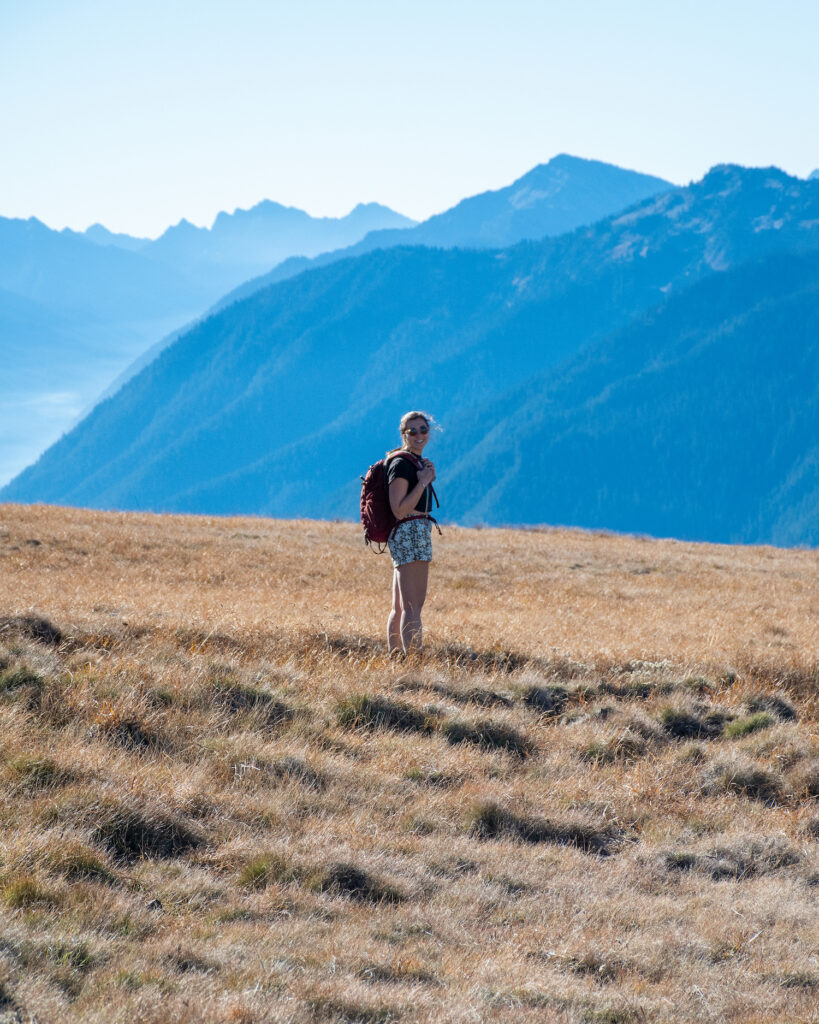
[
  {"xmin": 210, "ymin": 201, "xmax": 310, "ymax": 231},
  {"xmin": 809, "ymin": 169, "xmax": 819, "ymax": 180},
  {"xmin": 347, "ymin": 200, "xmax": 411, "ymax": 218},
  {"xmin": 83, "ymin": 223, "xmax": 151, "ymax": 249},
  {"xmin": 204, "ymin": 198, "xmax": 413, "ymax": 232},
  {"xmin": 168, "ymin": 216, "xmax": 206, "ymax": 234}
]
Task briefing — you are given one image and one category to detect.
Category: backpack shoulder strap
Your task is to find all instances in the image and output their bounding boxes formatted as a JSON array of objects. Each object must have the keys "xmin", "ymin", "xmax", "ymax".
[{"xmin": 384, "ymin": 449, "xmax": 421, "ymax": 471}]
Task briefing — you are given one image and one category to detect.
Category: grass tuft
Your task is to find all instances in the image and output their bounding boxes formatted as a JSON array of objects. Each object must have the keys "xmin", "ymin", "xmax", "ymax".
[
  {"xmin": 436, "ymin": 641, "xmax": 530, "ymax": 673},
  {"xmin": 336, "ymin": 695, "xmax": 432, "ymax": 734},
  {"xmin": 271, "ymin": 755, "xmax": 324, "ymax": 789},
  {"xmin": 89, "ymin": 798, "xmax": 204, "ymax": 862},
  {"xmin": 0, "ymin": 665, "xmax": 44, "ymax": 699},
  {"xmin": 467, "ymin": 801, "xmax": 622, "ymax": 855},
  {"xmin": 724, "ymin": 712, "xmax": 775, "ymax": 738},
  {"xmin": 440, "ymin": 718, "xmax": 531, "ymax": 757},
  {"xmin": 777, "ymin": 971, "xmax": 819, "ymax": 989},
  {"xmin": 209, "ymin": 675, "xmax": 293, "ymax": 729},
  {"xmin": 4, "ymin": 754, "xmax": 71, "ymax": 792},
  {"xmin": 237, "ymin": 854, "xmax": 299, "ymax": 889},
  {"xmin": 665, "ymin": 836, "xmax": 800, "ymax": 880},
  {"xmin": 0, "ymin": 615, "xmax": 63, "ymax": 646},
  {"xmin": 1, "ymin": 875, "xmax": 60, "ymax": 908},
  {"xmin": 522, "ymin": 683, "xmax": 570, "ymax": 714},
  {"xmin": 358, "ymin": 958, "xmax": 439, "ymax": 985},
  {"xmin": 660, "ymin": 705, "xmax": 729, "ymax": 739},
  {"xmin": 47, "ymin": 841, "xmax": 115, "ymax": 883},
  {"xmin": 578, "ymin": 730, "xmax": 647, "ymax": 763},
  {"xmin": 744, "ymin": 693, "xmax": 797, "ymax": 721},
  {"xmin": 788, "ymin": 761, "xmax": 819, "ymax": 799},
  {"xmin": 308, "ymin": 995, "xmax": 402, "ymax": 1023},
  {"xmin": 311, "ymin": 862, "xmax": 403, "ymax": 903},
  {"xmin": 701, "ymin": 761, "xmax": 783, "ymax": 803}
]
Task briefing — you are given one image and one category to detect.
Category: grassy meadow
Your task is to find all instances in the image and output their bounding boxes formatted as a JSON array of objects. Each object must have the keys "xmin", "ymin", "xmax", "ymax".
[{"xmin": 0, "ymin": 503, "xmax": 817, "ymax": 1023}]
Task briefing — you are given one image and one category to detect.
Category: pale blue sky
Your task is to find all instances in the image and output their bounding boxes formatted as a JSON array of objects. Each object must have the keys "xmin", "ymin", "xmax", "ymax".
[{"xmin": 2, "ymin": 0, "xmax": 817, "ymax": 237}]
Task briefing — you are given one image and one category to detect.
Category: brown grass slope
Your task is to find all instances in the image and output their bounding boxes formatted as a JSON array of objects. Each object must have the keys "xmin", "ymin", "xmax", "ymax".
[{"xmin": 0, "ymin": 504, "xmax": 817, "ymax": 1024}]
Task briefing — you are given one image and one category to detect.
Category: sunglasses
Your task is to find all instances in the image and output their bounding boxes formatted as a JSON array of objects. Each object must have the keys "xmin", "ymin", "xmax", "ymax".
[{"xmin": 405, "ymin": 425, "xmax": 429, "ymax": 436}]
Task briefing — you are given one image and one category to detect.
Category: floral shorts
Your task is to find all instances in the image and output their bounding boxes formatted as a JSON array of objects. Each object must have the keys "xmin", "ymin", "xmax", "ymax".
[{"xmin": 388, "ymin": 517, "xmax": 433, "ymax": 567}]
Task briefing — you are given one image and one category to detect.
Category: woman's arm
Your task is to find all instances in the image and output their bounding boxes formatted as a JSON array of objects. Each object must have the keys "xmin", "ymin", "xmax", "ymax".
[
  {"xmin": 390, "ymin": 477, "xmax": 421, "ymax": 519},
  {"xmin": 389, "ymin": 461, "xmax": 436, "ymax": 519}
]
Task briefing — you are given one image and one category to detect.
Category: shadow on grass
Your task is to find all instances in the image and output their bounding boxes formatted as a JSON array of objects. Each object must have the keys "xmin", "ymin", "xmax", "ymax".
[
  {"xmin": 336, "ymin": 695, "xmax": 433, "ymax": 734},
  {"xmin": 467, "ymin": 801, "xmax": 623, "ymax": 856}
]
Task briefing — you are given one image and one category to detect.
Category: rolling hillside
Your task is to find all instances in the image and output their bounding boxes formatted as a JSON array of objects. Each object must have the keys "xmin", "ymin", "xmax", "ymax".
[{"xmin": 0, "ymin": 503, "xmax": 816, "ymax": 1023}]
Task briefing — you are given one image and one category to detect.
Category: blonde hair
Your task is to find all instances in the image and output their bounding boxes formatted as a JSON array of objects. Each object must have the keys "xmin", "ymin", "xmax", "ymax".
[{"xmin": 399, "ymin": 410, "xmax": 434, "ymax": 442}]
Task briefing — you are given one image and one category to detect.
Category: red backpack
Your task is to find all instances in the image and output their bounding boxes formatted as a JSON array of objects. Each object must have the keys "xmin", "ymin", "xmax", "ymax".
[{"xmin": 360, "ymin": 449, "xmax": 439, "ymax": 551}]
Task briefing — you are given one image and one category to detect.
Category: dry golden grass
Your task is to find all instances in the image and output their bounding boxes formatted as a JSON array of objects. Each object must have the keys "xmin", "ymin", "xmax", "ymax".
[{"xmin": 0, "ymin": 503, "xmax": 817, "ymax": 1024}]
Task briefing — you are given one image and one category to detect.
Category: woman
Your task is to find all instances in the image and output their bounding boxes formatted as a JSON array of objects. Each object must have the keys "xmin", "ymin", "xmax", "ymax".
[{"xmin": 386, "ymin": 411, "xmax": 437, "ymax": 656}]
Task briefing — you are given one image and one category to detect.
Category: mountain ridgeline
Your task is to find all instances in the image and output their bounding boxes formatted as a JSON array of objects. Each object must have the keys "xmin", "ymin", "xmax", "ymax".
[
  {"xmin": 0, "ymin": 199, "xmax": 414, "ymax": 485},
  {"xmin": 4, "ymin": 164, "xmax": 818, "ymax": 546},
  {"xmin": 220, "ymin": 154, "xmax": 673, "ymax": 306}
]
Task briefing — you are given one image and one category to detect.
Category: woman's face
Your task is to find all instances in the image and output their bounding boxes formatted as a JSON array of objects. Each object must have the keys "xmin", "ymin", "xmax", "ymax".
[{"xmin": 403, "ymin": 417, "xmax": 429, "ymax": 455}]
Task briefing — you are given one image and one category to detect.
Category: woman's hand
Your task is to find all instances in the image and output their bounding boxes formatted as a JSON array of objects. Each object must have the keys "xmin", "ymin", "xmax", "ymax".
[{"xmin": 418, "ymin": 459, "xmax": 436, "ymax": 486}]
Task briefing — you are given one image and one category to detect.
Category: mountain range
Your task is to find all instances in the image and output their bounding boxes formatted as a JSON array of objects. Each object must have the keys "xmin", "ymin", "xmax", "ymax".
[
  {"xmin": 4, "ymin": 162, "xmax": 817, "ymax": 546},
  {"xmin": 220, "ymin": 155, "xmax": 673, "ymax": 305},
  {"xmin": 0, "ymin": 200, "xmax": 413, "ymax": 485}
]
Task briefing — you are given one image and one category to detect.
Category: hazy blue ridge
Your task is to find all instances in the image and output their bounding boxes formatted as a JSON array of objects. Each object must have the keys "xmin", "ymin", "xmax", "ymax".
[
  {"xmin": 93, "ymin": 155, "xmax": 676, "ymax": 412},
  {"xmin": 77, "ymin": 224, "xmax": 152, "ymax": 251},
  {"xmin": 3, "ymin": 164, "xmax": 819, "ymax": 545},
  {"xmin": 141, "ymin": 200, "xmax": 416, "ymax": 295},
  {"xmin": 0, "ymin": 198, "xmax": 414, "ymax": 485},
  {"xmin": 0, "ymin": 215, "xmax": 211, "ymax": 320},
  {"xmin": 216, "ymin": 154, "xmax": 674, "ymax": 308}
]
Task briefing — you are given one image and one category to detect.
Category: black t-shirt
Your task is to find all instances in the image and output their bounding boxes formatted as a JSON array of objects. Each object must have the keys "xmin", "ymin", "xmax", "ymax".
[{"xmin": 387, "ymin": 452, "xmax": 432, "ymax": 514}]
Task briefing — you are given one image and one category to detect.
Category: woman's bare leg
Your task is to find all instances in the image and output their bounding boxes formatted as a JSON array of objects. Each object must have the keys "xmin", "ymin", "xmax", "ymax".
[
  {"xmin": 387, "ymin": 569, "xmax": 403, "ymax": 653},
  {"xmin": 397, "ymin": 560, "xmax": 429, "ymax": 653}
]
